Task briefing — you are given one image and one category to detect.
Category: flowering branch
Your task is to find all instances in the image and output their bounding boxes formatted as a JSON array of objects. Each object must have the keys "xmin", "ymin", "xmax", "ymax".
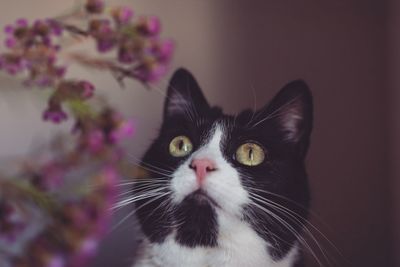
[
  {"xmin": 0, "ymin": 0, "xmax": 174, "ymax": 266},
  {"xmin": 0, "ymin": 0, "xmax": 173, "ymax": 123}
]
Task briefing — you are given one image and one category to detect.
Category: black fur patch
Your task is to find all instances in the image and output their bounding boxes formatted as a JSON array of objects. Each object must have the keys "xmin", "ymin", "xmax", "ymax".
[
  {"xmin": 175, "ymin": 190, "xmax": 218, "ymax": 247},
  {"xmin": 134, "ymin": 183, "xmax": 173, "ymax": 243}
]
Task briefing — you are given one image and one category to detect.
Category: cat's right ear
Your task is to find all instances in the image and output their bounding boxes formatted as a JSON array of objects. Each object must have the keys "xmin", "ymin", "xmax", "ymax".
[
  {"xmin": 163, "ymin": 68, "xmax": 210, "ymax": 118},
  {"xmin": 255, "ymin": 80, "xmax": 313, "ymax": 157}
]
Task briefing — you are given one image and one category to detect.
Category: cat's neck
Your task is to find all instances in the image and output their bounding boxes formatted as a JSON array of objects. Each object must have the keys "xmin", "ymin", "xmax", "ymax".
[{"xmin": 134, "ymin": 211, "xmax": 299, "ymax": 267}]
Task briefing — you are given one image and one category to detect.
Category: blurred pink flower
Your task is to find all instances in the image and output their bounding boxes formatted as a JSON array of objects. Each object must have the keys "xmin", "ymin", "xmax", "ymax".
[
  {"xmin": 79, "ymin": 81, "xmax": 95, "ymax": 99},
  {"xmin": 110, "ymin": 120, "xmax": 135, "ymax": 143},
  {"xmin": 87, "ymin": 130, "xmax": 105, "ymax": 153},
  {"xmin": 112, "ymin": 7, "xmax": 134, "ymax": 24},
  {"xmin": 43, "ymin": 104, "xmax": 68, "ymax": 123},
  {"xmin": 40, "ymin": 162, "xmax": 66, "ymax": 191},
  {"xmin": 4, "ymin": 37, "xmax": 16, "ymax": 48},
  {"xmin": 46, "ymin": 255, "xmax": 65, "ymax": 267},
  {"xmin": 154, "ymin": 39, "xmax": 174, "ymax": 63},
  {"xmin": 135, "ymin": 62, "xmax": 167, "ymax": 83},
  {"xmin": 137, "ymin": 16, "xmax": 161, "ymax": 36},
  {"xmin": 85, "ymin": 0, "xmax": 104, "ymax": 14}
]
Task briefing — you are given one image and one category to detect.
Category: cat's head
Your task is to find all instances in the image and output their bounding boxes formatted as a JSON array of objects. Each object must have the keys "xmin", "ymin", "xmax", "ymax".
[{"xmin": 135, "ymin": 68, "xmax": 312, "ymax": 258}]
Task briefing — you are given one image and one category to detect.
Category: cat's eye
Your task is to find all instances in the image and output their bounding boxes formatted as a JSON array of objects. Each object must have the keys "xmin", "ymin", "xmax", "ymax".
[
  {"xmin": 169, "ymin": 136, "xmax": 193, "ymax": 157},
  {"xmin": 235, "ymin": 142, "xmax": 265, "ymax": 166}
]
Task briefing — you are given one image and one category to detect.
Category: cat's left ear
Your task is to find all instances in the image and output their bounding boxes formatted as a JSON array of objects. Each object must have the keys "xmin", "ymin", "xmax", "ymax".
[
  {"xmin": 256, "ymin": 80, "xmax": 313, "ymax": 155},
  {"xmin": 163, "ymin": 68, "xmax": 210, "ymax": 118}
]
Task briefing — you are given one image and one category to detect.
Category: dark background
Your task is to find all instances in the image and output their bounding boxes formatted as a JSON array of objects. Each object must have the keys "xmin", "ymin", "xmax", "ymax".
[{"xmin": 0, "ymin": 1, "xmax": 398, "ymax": 267}]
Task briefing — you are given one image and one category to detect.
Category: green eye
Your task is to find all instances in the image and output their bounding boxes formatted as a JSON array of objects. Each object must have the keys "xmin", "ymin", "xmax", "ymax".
[
  {"xmin": 235, "ymin": 142, "xmax": 265, "ymax": 166},
  {"xmin": 169, "ymin": 136, "xmax": 193, "ymax": 157}
]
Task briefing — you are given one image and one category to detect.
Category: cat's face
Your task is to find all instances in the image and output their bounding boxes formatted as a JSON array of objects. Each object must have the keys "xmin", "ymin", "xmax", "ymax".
[{"xmin": 135, "ymin": 68, "xmax": 313, "ymax": 260}]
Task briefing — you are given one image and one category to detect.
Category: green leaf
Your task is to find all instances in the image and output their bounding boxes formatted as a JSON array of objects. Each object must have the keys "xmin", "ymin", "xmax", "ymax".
[{"xmin": 66, "ymin": 99, "xmax": 95, "ymax": 120}]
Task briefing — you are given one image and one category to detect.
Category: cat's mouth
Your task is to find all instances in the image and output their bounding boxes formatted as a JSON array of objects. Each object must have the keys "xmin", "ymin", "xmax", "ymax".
[{"xmin": 184, "ymin": 189, "xmax": 220, "ymax": 208}]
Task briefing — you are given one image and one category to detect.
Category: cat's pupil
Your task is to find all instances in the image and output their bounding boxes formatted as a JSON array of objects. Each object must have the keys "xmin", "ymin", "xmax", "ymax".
[
  {"xmin": 178, "ymin": 140, "xmax": 184, "ymax": 151},
  {"xmin": 249, "ymin": 148, "xmax": 254, "ymax": 161}
]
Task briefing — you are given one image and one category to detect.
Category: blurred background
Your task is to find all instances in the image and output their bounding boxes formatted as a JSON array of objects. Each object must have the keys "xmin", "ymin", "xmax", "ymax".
[{"xmin": 0, "ymin": 0, "xmax": 398, "ymax": 266}]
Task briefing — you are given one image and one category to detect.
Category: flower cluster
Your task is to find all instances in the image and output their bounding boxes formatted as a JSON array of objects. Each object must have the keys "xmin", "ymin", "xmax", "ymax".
[
  {"xmin": 0, "ymin": 0, "xmax": 174, "ymax": 124},
  {"xmin": 42, "ymin": 80, "xmax": 96, "ymax": 123},
  {"xmin": 76, "ymin": 109, "xmax": 134, "ymax": 154},
  {"xmin": 85, "ymin": 5, "xmax": 174, "ymax": 83},
  {"xmin": 0, "ymin": 0, "xmax": 171, "ymax": 266},
  {"xmin": 1, "ymin": 18, "xmax": 65, "ymax": 87},
  {"xmin": 11, "ymin": 167, "xmax": 118, "ymax": 267},
  {"xmin": 1, "ymin": 108, "xmax": 133, "ymax": 267},
  {"xmin": 85, "ymin": 0, "xmax": 105, "ymax": 14}
]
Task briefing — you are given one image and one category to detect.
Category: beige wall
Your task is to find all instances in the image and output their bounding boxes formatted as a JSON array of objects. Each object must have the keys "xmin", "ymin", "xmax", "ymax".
[{"xmin": 0, "ymin": 1, "xmax": 395, "ymax": 267}]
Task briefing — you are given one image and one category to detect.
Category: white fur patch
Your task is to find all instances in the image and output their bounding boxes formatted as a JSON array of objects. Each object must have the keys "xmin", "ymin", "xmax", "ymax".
[
  {"xmin": 134, "ymin": 232, "xmax": 299, "ymax": 267},
  {"xmin": 170, "ymin": 125, "xmax": 249, "ymax": 216},
  {"xmin": 133, "ymin": 123, "xmax": 299, "ymax": 267}
]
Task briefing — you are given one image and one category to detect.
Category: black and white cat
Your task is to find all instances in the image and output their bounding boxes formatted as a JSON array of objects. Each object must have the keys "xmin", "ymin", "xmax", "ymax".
[{"xmin": 132, "ymin": 68, "xmax": 313, "ymax": 267}]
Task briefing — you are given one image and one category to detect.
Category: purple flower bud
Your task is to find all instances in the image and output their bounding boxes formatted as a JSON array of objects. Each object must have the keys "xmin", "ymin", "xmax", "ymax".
[
  {"xmin": 110, "ymin": 120, "xmax": 135, "ymax": 143},
  {"xmin": 147, "ymin": 17, "xmax": 161, "ymax": 35},
  {"xmin": 6, "ymin": 65, "xmax": 18, "ymax": 75},
  {"xmin": 46, "ymin": 255, "xmax": 65, "ymax": 267},
  {"xmin": 117, "ymin": 47, "xmax": 135, "ymax": 63},
  {"xmin": 43, "ymin": 104, "xmax": 68, "ymax": 123},
  {"xmin": 89, "ymin": 19, "xmax": 113, "ymax": 48},
  {"xmin": 20, "ymin": 58, "xmax": 30, "ymax": 69},
  {"xmin": 155, "ymin": 39, "xmax": 174, "ymax": 63},
  {"xmin": 96, "ymin": 37, "xmax": 116, "ymax": 53},
  {"xmin": 16, "ymin": 18, "xmax": 28, "ymax": 28},
  {"xmin": 5, "ymin": 37, "xmax": 16, "ymax": 48},
  {"xmin": 79, "ymin": 81, "xmax": 95, "ymax": 99},
  {"xmin": 46, "ymin": 19, "xmax": 63, "ymax": 36},
  {"xmin": 148, "ymin": 64, "xmax": 167, "ymax": 82},
  {"xmin": 1, "ymin": 56, "xmax": 26, "ymax": 75},
  {"xmin": 47, "ymin": 54, "xmax": 56, "ymax": 65},
  {"xmin": 135, "ymin": 63, "xmax": 167, "ymax": 83},
  {"xmin": 33, "ymin": 19, "xmax": 51, "ymax": 37},
  {"xmin": 89, "ymin": 19, "xmax": 116, "ymax": 53},
  {"xmin": 42, "ymin": 36, "xmax": 52, "ymax": 46},
  {"xmin": 4, "ymin": 24, "xmax": 14, "ymax": 34},
  {"xmin": 40, "ymin": 162, "xmax": 65, "ymax": 190},
  {"xmin": 79, "ymin": 238, "xmax": 98, "ymax": 256},
  {"xmin": 36, "ymin": 75, "xmax": 53, "ymax": 87},
  {"xmin": 112, "ymin": 7, "xmax": 134, "ymax": 24},
  {"xmin": 85, "ymin": 0, "xmax": 105, "ymax": 14},
  {"xmin": 137, "ymin": 16, "xmax": 161, "ymax": 36},
  {"xmin": 55, "ymin": 66, "xmax": 67, "ymax": 77},
  {"xmin": 87, "ymin": 130, "xmax": 105, "ymax": 153},
  {"xmin": 89, "ymin": 19, "xmax": 109, "ymax": 33}
]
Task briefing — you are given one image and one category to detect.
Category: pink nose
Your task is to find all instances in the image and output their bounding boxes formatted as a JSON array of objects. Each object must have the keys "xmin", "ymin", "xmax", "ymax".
[{"xmin": 190, "ymin": 158, "xmax": 216, "ymax": 185}]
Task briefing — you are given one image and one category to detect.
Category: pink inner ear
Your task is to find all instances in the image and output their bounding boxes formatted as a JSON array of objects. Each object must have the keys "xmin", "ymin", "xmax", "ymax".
[
  {"xmin": 280, "ymin": 100, "xmax": 304, "ymax": 142},
  {"xmin": 167, "ymin": 93, "xmax": 190, "ymax": 114}
]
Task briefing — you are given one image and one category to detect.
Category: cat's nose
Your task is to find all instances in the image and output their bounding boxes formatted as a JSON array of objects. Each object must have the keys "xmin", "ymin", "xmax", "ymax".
[{"xmin": 189, "ymin": 158, "xmax": 217, "ymax": 185}]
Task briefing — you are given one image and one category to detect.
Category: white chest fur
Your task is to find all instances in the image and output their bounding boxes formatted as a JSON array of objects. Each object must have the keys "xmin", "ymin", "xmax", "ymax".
[{"xmin": 133, "ymin": 211, "xmax": 299, "ymax": 267}]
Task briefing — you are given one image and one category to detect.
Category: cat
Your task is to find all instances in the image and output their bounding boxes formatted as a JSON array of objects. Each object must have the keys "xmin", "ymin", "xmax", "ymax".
[{"xmin": 132, "ymin": 68, "xmax": 313, "ymax": 267}]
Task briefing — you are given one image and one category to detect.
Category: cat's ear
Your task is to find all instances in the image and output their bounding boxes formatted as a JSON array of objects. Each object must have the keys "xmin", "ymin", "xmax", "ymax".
[
  {"xmin": 163, "ymin": 68, "xmax": 210, "ymax": 118},
  {"xmin": 257, "ymin": 80, "xmax": 313, "ymax": 153}
]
